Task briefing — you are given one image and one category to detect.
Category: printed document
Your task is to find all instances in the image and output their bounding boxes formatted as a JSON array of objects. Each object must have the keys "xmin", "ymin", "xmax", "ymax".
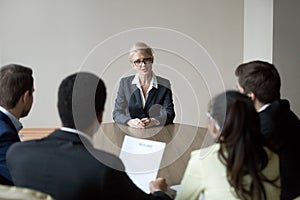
[{"xmin": 119, "ymin": 135, "xmax": 166, "ymax": 193}]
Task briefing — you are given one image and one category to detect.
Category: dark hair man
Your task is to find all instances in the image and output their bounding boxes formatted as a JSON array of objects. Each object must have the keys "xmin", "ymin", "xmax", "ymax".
[
  {"xmin": 0, "ymin": 64, "xmax": 34, "ymax": 185},
  {"xmin": 7, "ymin": 72, "xmax": 171, "ymax": 200},
  {"xmin": 235, "ymin": 60, "xmax": 300, "ymax": 200}
]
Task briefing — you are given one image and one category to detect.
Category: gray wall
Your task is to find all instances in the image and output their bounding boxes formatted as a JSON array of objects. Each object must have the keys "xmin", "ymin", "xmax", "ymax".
[
  {"xmin": 1, "ymin": 0, "xmax": 244, "ymax": 127},
  {"xmin": 273, "ymin": 0, "xmax": 300, "ymax": 116}
]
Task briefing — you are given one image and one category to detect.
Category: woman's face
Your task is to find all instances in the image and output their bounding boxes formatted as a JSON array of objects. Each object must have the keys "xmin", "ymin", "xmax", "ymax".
[{"xmin": 131, "ymin": 52, "xmax": 153, "ymax": 76}]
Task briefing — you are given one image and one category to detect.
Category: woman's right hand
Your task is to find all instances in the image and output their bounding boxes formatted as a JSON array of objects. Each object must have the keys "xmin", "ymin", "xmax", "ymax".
[{"xmin": 127, "ymin": 118, "xmax": 146, "ymax": 128}]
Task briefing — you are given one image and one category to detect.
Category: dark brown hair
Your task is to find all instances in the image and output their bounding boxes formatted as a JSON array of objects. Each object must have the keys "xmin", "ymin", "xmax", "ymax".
[
  {"xmin": 210, "ymin": 91, "xmax": 278, "ymax": 200},
  {"xmin": 57, "ymin": 72, "xmax": 106, "ymax": 131},
  {"xmin": 235, "ymin": 60, "xmax": 281, "ymax": 104},
  {"xmin": 0, "ymin": 64, "xmax": 33, "ymax": 108}
]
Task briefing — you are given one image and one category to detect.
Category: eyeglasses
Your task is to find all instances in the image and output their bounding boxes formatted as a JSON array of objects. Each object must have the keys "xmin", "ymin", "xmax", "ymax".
[
  {"xmin": 206, "ymin": 112, "xmax": 220, "ymax": 131},
  {"xmin": 132, "ymin": 57, "xmax": 153, "ymax": 66}
]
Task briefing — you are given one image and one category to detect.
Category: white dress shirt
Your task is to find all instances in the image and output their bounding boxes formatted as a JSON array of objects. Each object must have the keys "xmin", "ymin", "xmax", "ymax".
[{"xmin": 131, "ymin": 73, "xmax": 158, "ymax": 108}]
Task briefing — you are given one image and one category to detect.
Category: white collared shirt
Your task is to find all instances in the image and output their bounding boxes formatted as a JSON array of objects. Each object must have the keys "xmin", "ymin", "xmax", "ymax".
[
  {"xmin": 258, "ymin": 103, "xmax": 271, "ymax": 112},
  {"xmin": 131, "ymin": 73, "xmax": 158, "ymax": 108},
  {"xmin": 60, "ymin": 127, "xmax": 94, "ymax": 145},
  {"xmin": 0, "ymin": 106, "xmax": 23, "ymax": 132}
]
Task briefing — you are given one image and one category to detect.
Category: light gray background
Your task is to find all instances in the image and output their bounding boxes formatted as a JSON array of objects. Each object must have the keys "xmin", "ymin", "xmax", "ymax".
[
  {"xmin": 273, "ymin": 0, "xmax": 300, "ymax": 116},
  {"xmin": 0, "ymin": 0, "xmax": 298, "ymax": 127}
]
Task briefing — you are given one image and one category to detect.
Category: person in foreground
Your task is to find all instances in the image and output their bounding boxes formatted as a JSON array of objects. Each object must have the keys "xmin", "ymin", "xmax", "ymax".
[
  {"xmin": 113, "ymin": 42, "xmax": 175, "ymax": 128},
  {"xmin": 0, "ymin": 64, "xmax": 34, "ymax": 185},
  {"xmin": 175, "ymin": 91, "xmax": 280, "ymax": 200},
  {"xmin": 7, "ymin": 72, "xmax": 172, "ymax": 200},
  {"xmin": 235, "ymin": 60, "xmax": 300, "ymax": 200}
]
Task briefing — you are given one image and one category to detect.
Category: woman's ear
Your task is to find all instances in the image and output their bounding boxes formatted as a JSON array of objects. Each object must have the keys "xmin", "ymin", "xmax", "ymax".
[{"xmin": 208, "ymin": 120, "xmax": 220, "ymax": 139}]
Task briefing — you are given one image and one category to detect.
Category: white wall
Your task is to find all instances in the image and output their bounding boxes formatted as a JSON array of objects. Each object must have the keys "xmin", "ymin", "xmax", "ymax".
[
  {"xmin": 243, "ymin": 0, "xmax": 300, "ymax": 117},
  {"xmin": 0, "ymin": 0, "xmax": 244, "ymax": 127},
  {"xmin": 243, "ymin": 0, "xmax": 273, "ymax": 62},
  {"xmin": 273, "ymin": 0, "xmax": 300, "ymax": 116}
]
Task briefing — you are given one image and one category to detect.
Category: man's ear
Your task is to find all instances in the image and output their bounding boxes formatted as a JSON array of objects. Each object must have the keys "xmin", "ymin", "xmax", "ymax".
[
  {"xmin": 22, "ymin": 90, "xmax": 31, "ymax": 103},
  {"xmin": 247, "ymin": 92, "xmax": 256, "ymax": 101}
]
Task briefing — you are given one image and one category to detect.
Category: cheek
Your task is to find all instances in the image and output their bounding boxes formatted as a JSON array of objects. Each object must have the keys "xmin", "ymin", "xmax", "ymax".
[{"xmin": 237, "ymin": 85, "xmax": 244, "ymax": 94}]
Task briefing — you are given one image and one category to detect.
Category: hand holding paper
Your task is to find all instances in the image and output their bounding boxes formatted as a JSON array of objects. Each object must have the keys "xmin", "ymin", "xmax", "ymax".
[
  {"xmin": 119, "ymin": 135, "xmax": 166, "ymax": 193},
  {"xmin": 150, "ymin": 177, "xmax": 168, "ymax": 193}
]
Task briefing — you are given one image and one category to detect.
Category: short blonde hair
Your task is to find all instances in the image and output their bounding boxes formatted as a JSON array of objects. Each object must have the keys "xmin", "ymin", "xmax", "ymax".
[{"xmin": 129, "ymin": 42, "xmax": 154, "ymax": 61}]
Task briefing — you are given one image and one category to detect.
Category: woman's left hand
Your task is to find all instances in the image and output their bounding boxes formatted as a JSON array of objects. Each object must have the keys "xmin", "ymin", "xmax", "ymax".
[{"xmin": 141, "ymin": 118, "xmax": 159, "ymax": 128}]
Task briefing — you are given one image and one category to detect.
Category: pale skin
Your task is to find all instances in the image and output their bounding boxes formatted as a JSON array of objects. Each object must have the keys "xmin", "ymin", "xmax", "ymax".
[
  {"xmin": 126, "ymin": 52, "xmax": 158, "ymax": 129},
  {"xmin": 149, "ymin": 177, "xmax": 168, "ymax": 193},
  {"xmin": 208, "ymin": 117, "xmax": 221, "ymax": 140}
]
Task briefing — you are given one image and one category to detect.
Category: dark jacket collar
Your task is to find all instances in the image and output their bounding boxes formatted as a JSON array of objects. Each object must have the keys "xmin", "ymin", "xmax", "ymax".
[
  {"xmin": 0, "ymin": 111, "xmax": 18, "ymax": 133},
  {"xmin": 47, "ymin": 130, "xmax": 93, "ymax": 147}
]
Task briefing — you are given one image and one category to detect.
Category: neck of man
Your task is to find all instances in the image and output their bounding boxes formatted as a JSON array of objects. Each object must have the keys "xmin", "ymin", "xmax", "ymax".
[
  {"xmin": 254, "ymin": 99, "xmax": 266, "ymax": 112},
  {"xmin": 6, "ymin": 107, "xmax": 21, "ymax": 120}
]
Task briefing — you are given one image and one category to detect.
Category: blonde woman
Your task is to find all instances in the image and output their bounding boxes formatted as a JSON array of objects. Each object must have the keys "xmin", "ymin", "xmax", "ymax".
[{"xmin": 113, "ymin": 42, "xmax": 175, "ymax": 128}]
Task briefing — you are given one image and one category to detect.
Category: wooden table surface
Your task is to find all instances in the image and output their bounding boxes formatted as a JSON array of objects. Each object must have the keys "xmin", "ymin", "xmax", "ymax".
[
  {"xmin": 19, "ymin": 123, "xmax": 212, "ymax": 197},
  {"xmin": 93, "ymin": 123, "xmax": 212, "ymax": 196}
]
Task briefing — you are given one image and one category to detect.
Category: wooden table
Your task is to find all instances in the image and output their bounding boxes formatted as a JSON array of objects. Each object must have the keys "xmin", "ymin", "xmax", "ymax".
[
  {"xmin": 93, "ymin": 123, "xmax": 212, "ymax": 196},
  {"xmin": 19, "ymin": 123, "xmax": 212, "ymax": 196}
]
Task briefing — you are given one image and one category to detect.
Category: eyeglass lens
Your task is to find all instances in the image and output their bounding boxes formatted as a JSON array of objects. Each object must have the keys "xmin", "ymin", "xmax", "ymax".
[{"xmin": 133, "ymin": 57, "xmax": 153, "ymax": 65}]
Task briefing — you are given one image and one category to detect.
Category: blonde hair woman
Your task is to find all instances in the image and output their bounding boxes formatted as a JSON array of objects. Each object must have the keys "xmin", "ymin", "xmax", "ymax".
[{"xmin": 113, "ymin": 42, "xmax": 175, "ymax": 128}]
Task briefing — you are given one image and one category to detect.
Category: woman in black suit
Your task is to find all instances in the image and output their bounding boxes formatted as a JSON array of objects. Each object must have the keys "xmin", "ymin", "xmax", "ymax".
[{"xmin": 113, "ymin": 42, "xmax": 175, "ymax": 128}]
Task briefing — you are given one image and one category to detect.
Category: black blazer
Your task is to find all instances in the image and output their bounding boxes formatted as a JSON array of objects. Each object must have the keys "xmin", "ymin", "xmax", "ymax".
[
  {"xmin": 113, "ymin": 75, "xmax": 175, "ymax": 125},
  {"xmin": 0, "ymin": 110, "xmax": 20, "ymax": 184},
  {"xmin": 259, "ymin": 99, "xmax": 300, "ymax": 200},
  {"xmin": 7, "ymin": 130, "xmax": 172, "ymax": 200}
]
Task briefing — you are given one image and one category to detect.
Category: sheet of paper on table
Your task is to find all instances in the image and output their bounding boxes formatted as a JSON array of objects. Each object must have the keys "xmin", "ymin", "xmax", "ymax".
[{"xmin": 119, "ymin": 135, "xmax": 166, "ymax": 193}]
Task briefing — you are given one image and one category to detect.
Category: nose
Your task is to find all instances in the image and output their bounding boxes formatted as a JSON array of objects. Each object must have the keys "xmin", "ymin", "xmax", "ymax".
[{"xmin": 139, "ymin": 61, "xmax": 147, "ymax": 68}]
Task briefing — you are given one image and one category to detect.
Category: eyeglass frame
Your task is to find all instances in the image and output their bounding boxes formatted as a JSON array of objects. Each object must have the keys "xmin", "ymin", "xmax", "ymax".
[
  {"xmin": 132, "ymin": 57, "xmax": 153, "ymax": 66},
  {"xmin": 206, "ymin": 112, "xmax": 221, "ymax": 131}
]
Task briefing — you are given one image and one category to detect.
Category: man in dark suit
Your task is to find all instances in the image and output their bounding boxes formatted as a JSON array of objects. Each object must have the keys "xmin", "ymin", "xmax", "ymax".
[
  {"xmin": 7, "ymin": 72, "xmax": 172, "ymax": 200},
  {"xmin": 0, "ymin": 64, "xmax": 34, "ymax": 185},
  {"xmin": 235, "ymin": 60, "xmax": 300, "ymax": 200}
]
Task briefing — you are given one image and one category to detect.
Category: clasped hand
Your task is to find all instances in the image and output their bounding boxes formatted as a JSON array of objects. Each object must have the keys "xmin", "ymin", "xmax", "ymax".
[{"xmin": 127, "ymin": 118, "xmax": 156, "ymax": 128}]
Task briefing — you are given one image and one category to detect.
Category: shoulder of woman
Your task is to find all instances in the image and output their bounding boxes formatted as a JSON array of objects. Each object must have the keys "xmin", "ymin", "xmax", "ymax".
[{"xmin": 120, "ymin": 75, "xmax": 135, "ymax": 82}]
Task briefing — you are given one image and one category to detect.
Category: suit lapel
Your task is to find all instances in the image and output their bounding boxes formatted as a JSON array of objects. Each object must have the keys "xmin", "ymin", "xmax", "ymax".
[
  {"xmin": 145, "ymin": 87, "xmax": 157, "ymax": 110},
  {"xmin": 132, "ymin": 87, "xmax": 143, "ymax": 108},
  {"xmin": 0, "ymin": 111, "xmax": 18, "ymax": 133}
]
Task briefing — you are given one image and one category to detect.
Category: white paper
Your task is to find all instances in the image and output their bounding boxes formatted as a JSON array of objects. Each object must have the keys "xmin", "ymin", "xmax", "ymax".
[
  {"xmin": 119, "ymin": 135, "xmax": 166, "ymax": 193},
  {"xmin": 170, "ymin": 184, "xmax": 180, "ymax": 191}
]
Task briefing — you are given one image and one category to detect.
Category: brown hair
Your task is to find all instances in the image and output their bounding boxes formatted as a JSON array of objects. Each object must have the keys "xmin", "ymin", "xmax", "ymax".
[
  {"xmin": 0, "ymin": 64, "xmax": 33, "ymax": 108},
  {"xmin": 57, "ymin": 72, "xmax": 106, "ymax": 130},
  {"xmin": 210, "ymin": 91, "xmax": 278, "ymax": 200},
  {"xmin": 235, "ymin": 60, "xmax": 281, "ymax": 104}
]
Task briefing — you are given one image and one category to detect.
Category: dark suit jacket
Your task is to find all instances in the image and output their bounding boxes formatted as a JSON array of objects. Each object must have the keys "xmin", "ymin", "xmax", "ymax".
[
  {"xmin": 0, "ymin": 111, "xmax": 20, "ymax": 184},
  {"xmin": 259, "ymin": 100, "xmax": 300, "ymax": 200},
  {"xmin": 7, "ymin": 130, "xmax": 172, "ymax": 200},
  {"xmin": 113, "ymin": 75, "xmax": 175, "ymax": 125}
]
